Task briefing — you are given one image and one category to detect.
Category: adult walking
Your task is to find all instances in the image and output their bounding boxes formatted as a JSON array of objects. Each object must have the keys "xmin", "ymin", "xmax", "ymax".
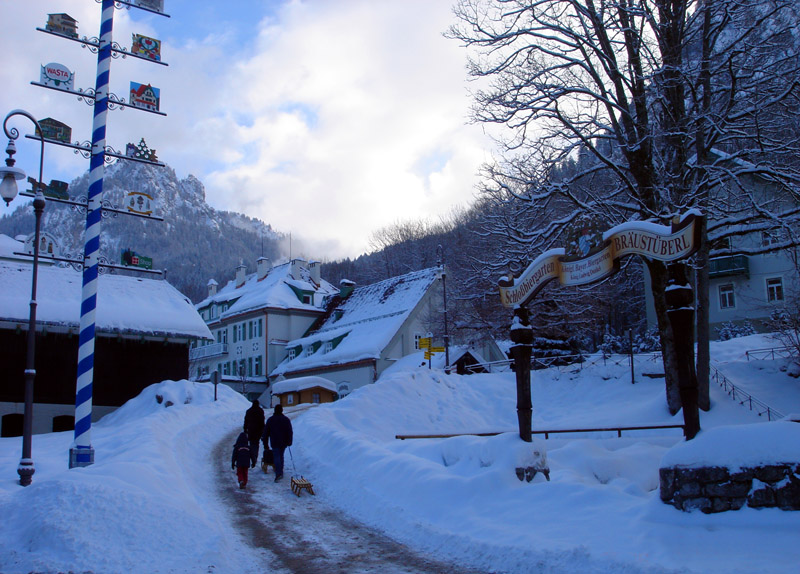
[
  {"xmin": 243, "ymin": 399, "xmax": 265, "ymax": 468},
  {"xmin": 261, "ymin": 403, "xmax": 293, "ymax": 482}
]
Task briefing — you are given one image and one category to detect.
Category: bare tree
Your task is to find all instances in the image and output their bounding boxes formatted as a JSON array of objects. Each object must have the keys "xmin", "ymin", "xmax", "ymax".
[{"xmin": 449, "ymin": 0, "xmax": 800, "ymax": 413}]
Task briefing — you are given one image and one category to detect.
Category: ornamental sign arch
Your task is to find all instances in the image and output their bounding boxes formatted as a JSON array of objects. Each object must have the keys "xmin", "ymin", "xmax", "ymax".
[{"xmin": 498, "ymin": 211, "xmax": 704, "ymax": 460}]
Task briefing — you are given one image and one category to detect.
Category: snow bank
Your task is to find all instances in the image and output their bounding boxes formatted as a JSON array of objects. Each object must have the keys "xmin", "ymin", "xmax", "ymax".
[{"xmin": 0, "ymin": 381, "xmax": 258, "ymax": 574}]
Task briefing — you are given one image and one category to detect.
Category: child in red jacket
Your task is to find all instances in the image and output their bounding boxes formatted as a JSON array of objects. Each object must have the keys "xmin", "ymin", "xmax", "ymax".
[{"xmin": 231, "ymin": 432, "xmax": 251, "ymax": 489}]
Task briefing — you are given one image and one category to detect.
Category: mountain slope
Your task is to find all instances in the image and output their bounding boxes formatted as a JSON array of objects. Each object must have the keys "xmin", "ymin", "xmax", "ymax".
[{"xmin": 0, "ymin": 161, "xmax": 284, "ymax": 302}]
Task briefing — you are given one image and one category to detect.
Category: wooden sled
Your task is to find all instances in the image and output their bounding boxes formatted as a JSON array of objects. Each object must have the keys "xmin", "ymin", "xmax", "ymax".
[{"xmin": 291, "ymin": 476, "xmax": 315, "ymax": 497}]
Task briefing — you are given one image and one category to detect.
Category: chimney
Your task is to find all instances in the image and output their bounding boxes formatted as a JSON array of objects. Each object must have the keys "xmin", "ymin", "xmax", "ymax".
[
  {"xmin": 235, "ymin": 260, "xmax": 247, "ymax": 288},
  {"xmin": 309, "ymin": 261, "xmax": 321, "ymax": 285},
  {"xmin": 339, "ymin": 279, "xmax": 355, "ymax": 299},
  {"xmin": 257, "ymin": 257, "xmax": 271, "ymax": 280},
  {"xmin": 207, "ymin": 278, "xmax": 218, "ymax": 298},
  {"xmin": 290, "ymin": 258, "xmax": 303, "ymax": 279}
]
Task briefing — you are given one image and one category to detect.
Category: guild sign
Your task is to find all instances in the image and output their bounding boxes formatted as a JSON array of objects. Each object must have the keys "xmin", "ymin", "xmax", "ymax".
[
  {"xmin": 25, "ymin": 232, "xmax": 61, "ymax": 259},
  {"xmin": 499, "ymin": 212, "xmax": 704, "ymax": 308},
  {"xmin": 36, "ymin": 118, "xmax": 72, "ymax": 144},
  {"xmin": 134, "ymin": 0, "xmax": 165, "ymax": 13},
  {"xmin": 40, "ymin": 62, "xmax": 74, "ymax": 90},
  {"xmin": 45, "ymin": 13, "xmax": 79, "ymax": 38},
  {"xmin": 129, "ymin": 82, "xmax": 161, "ymax": 112},
  {"xmin": 121, "ymin": 248, "xmax": 153, "ymax": 270},
  {"xmin": 132, "ymin": 33, "xmax": 162, "ymax": 61},
  {"xmin": 126, "ymin": 191, "xmax": 154, "ymax": 216}
]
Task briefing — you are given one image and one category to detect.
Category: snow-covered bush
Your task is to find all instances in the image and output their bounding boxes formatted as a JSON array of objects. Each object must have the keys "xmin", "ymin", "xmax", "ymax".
[
  {"xmin": 765, "ymin": 307, "xmax": 800, "ymax": 373},
  {"xmin": 633, "ymin": 328, "xmax": 661, "ymax": 353},
  {"xmin": 715, "ymin": 320, "xmax": 756, "ymax": 341}
]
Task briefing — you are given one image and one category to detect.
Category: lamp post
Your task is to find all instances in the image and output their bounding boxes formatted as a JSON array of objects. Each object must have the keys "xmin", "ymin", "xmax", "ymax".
[
  {"xmin": 1, "ymin": 109, "xmax": 46, "ymax": 486},
  {"xmin": 436, "ymin": 245, "xmax": 451, "ymax": 374}
]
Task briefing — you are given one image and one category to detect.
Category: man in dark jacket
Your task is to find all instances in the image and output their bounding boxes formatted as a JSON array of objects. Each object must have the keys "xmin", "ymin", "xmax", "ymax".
[
  {"xmin": 261, "ymin": 403, "xmax": 293, "ymax": 482},
  {"xmin": 243, "ymin": 399, "xmax": 265, "ymax": 467}
]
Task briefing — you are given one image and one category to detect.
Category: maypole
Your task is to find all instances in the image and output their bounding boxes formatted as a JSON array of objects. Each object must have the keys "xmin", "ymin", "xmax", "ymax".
[{"xmin": 69, "ymin": 0, "xmax": 115, "ymax": 468}]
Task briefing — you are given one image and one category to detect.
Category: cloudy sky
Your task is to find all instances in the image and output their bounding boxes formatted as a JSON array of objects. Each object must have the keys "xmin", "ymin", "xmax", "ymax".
[{"xmin": 0, "ymin": 0, "xmax": 496, "ymax": 260}]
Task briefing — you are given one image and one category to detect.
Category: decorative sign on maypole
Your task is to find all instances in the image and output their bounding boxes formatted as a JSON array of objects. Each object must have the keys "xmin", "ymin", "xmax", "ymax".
[
  {"xmin": 40, "ymin": 62, "xmax": 74, "ymax": 90},
  {"xmin": 132, "ymin": 34, "xmax": 162, "ymax": 61}
]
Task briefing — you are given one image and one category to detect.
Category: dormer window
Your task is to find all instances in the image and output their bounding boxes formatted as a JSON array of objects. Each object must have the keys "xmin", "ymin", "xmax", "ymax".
[
  {"xmin": 288, "ymin": 348, "xmax": 296, "ymax": 360},
  {"xmin": 324, "ymin": 341, "xmax": 333, "ymax": 354}
]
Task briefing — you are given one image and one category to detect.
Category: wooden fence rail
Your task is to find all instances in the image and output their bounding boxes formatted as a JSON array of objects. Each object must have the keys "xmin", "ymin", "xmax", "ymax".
[{"xmin": 396, "ymin": 424, "xmax": 685, "ymax": 440}]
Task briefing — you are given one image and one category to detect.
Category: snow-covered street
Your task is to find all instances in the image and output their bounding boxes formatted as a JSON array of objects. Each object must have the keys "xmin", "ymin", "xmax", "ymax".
[{"xmin": 1, "ymin": 334, "xmax": 799, "ymax": 573}]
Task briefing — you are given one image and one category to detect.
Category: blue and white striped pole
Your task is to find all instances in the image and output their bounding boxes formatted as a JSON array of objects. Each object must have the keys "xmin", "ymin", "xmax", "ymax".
[{"xmin": 70, "ymin": 0, "xmax": 115, "ymax": 468}]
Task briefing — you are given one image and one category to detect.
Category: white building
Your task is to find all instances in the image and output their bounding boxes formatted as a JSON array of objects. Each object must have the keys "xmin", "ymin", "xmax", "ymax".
[
  {"xmin": 270, "ymin": 267, "xmax": 445, "ymax": 397},
  {"xmin": 645, "ymin": 160, "xmax": 799, "ymax": 335},
  {"xmin": 189, "ymin": 258, "xmax": 338, "ymax": 399}
]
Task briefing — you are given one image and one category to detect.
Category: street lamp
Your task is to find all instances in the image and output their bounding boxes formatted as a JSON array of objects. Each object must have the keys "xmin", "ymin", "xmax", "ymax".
[
  {"xmin": 1, "ymin": 109, "xmax": 46, "ymax": 486},
  {"xmin": 436, "ymin": 245, "xmax": 451, "ymax": 374}
]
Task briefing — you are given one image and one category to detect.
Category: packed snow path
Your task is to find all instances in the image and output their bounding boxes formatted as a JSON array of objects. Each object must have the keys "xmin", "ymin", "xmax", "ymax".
[{"xmin": 213, "ymin": 429, "xmax": 492, "ymax": 574}]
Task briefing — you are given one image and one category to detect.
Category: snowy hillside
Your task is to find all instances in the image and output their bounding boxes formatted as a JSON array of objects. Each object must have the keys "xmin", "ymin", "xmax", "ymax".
[{"xmin": 0, "ymin": 161, "xmax": 284, "ymax": 301}]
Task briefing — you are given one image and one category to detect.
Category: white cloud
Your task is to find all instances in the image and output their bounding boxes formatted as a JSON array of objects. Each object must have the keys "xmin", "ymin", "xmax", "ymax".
[{"xmin": 0, "ymin": 0, "xmax": 493, "ymax": 260}]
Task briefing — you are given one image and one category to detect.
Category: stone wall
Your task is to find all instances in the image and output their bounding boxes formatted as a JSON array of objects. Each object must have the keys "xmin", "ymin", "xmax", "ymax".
[{"xmin": 660, "ymin": 464, "xmax": 800, "ymax": 513}]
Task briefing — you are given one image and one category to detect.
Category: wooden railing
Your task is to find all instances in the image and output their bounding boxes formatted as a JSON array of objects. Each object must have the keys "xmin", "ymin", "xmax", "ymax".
[{"xmin": 396, "ymin": 424, "xmax": 685, "ymax": 440}]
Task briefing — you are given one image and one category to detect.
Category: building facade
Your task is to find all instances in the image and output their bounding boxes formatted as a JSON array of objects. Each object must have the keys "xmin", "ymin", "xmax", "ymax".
[
  {"xmin": 189, "ymin": 258, "xmax": 337, "ymax": 399},
  {"xmin": 270, "ymin": 267, "xmax": 446, "ymax": 397},
  {"xmin": 0, "ymin": 239, "xmax": 211, "ymax": 436}
]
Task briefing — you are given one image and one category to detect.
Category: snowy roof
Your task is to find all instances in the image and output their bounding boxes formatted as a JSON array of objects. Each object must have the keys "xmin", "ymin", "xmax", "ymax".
[
  {"xmin": 195, "ymin": 259, "xmax": 337, "ymax": 318},
  {"xmin": 271, "ymin": 376, "xmax": 337, "ymax": 394},
  {"xmin": 0, "ymin": 259, "xmax": 211, "ymax": 340},
  {"xmin": 272, "ymin": 267, "xmax": 439, "ymax": 376}
]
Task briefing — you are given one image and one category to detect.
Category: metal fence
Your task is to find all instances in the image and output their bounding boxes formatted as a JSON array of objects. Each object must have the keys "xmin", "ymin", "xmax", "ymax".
[
  {"xmin": 465, "ymin": 350, "xmax": 785, "ymax": 421},
  {"xmin": 709, "ymin": 362, "xmax": 784, "ymax": 421},
  {"xmin": 744, "ymin": 346, "xmax": 795, "ymax": 361}
]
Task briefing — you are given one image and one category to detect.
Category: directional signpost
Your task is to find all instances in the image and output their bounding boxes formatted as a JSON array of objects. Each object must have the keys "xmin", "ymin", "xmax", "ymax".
[{"xmin": 419, "ymin": 335, "xmax": 445, "ymax": 369}]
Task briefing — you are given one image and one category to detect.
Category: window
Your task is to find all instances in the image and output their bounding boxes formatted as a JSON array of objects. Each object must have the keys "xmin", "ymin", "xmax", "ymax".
[
  {"xmin": 766, "ymin": 277, "xmax": 784, "ymax": 302},
  {"xmin": 249, "ymin": 321, "xmax": 254, "ymax": 339},
  {"xmin": 761, "ymin": 230, "xmax": 779, "ymax": 247},
  {"xmin": 221, "ymin": 329, "xmax": 227, "ymax": 344},
  {"xmin": 337, "ymin": 383, "xmax": 350, "ymax": 399},
  {"xmin": 248, "ymin": 357, "xmax": 253, "ymax": 376},
  {"xmin": 718, "ymin": 284, "xmax": 735, "ymax": 309},
  {"xmin": 287, "ymin": 394, "xmax": 294, "ymax": 405},
  {"xmin": 254, "ymin": 356, "xmax": 262, "ymax": 376},
  {"xmin": 288, "ymin": 348, "xmax": 296, "ymax": 360},
  {"xmin": 414, "ymin": 334, "xmax": 422, "ymax": 350},
  {"xmin": 258, "ymin": 318, "xmax": 263, "ymax": 337},
  {"xmin": 312, "ymin": 392, "xmax": 321, "ymax": 404},
  {"xmin": 713, "ymin": 236, "xmax": 731, "ymax": 252},
  {"xmin": 223, "ymin": 362, "xmax": 229, "ymax": 375},
  {"xmin": 324, "ymin": 341, "xmax": 333, "ymax": 354},
  {"xmin": 303, "ymin": 294, "xmax": 312, "ymax": 304},
  {"xmin": 232, "ymin": 325, "xmax": 237, "ymax": 343}
]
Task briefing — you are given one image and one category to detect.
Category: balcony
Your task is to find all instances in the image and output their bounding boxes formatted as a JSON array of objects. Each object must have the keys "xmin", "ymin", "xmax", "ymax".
[
  {"xmin": 708, "ymin": 255, "xmax": 749, "ymax": 279},
  {"xmin": 189, "ymin": 342, "xmax": 227, "ymax": 361}
]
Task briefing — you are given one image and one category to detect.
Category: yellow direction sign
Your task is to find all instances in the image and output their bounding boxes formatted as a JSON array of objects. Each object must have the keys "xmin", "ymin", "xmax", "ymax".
[
  {"xmin": 424, "ymin": 352, "xmax": 432, "ymax": 359},
  {"xmin": 419, "ymin": 337, "xmax": 432, "ymax": 349},
  {"xmin": 430, "ymin": 347, "xmax": 445, "ymax": 353}
]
